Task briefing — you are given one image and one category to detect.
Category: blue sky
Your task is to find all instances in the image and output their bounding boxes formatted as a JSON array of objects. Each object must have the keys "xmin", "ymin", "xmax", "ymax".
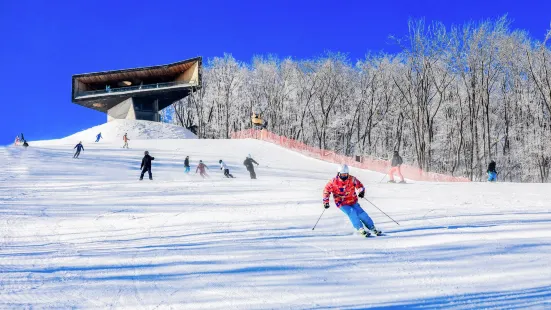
[{"xmin": 1, "ymin": 0, "xmax": 550, "ymax": 145}]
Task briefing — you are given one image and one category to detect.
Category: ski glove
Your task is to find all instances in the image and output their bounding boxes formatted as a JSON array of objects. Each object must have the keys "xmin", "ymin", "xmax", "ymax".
[
  {"xmin": 323, "ymin": 202, "xmax": 330, "ymax": 209},
  {"xmin": 358, "ymin": 190, "xmax": 365, "ymax": 198}
]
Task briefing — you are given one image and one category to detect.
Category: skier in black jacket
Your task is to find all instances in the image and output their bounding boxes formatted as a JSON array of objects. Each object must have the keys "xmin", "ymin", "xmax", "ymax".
[
  {"xmin": 73, "ymin": 142, "xmax": 84, "ymax": 158},
  {"xmin": 388, "ymin": 150, "xmax": 405, "ymax": 183},
  {"xmin": 487, "ymin": 160, "xmax": 497, "ymax": 182},
  {"xmin": 243, "ymin": 154, "xmax": 259, "ymax": 179},
  {"xmin": 140, "ymin": 151, "xmax": 155, "ymax": 180},
  {"xmin": 184, "ymin": 156, "xmax": 190, "ymax": 174}
]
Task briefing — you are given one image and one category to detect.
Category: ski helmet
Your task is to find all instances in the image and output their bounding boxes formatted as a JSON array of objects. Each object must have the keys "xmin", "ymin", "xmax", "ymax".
[
  {"xmin": 219, "ymin": 160, "xmax": 222, "ymax": 163},
  {"xmin": 144, "ymin": 151, "xmax": 149, "ymax": 155},
  {"xmin": 247, "ymin": 154, "xmax": 252, "ymax": 158},
  {"xmin": 337, "ymin": 164, "xmax": 349, "ymax": 174},
  {"xmin": 200, "ymin": 160, "xmax": 203, "ymax": 163}
]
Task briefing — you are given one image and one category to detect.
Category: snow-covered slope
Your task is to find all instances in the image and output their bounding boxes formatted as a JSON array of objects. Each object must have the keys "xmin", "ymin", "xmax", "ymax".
[
  {"xmin": 34, "ymin": 120, "xmax": 196, "ymax": 145},
  {"xmin": 2, "ymin": 123, "xmax": 551, "ymax": 309}
]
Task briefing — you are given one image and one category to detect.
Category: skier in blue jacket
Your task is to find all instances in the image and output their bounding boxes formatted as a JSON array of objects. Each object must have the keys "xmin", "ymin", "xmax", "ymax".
[
  {"xmin": 95, "ymin": 132, "xmax": 102, "ymax": 142},
  {"xmin": 73, "ymin": 142, "xmax": 84, "ymax": 158}
]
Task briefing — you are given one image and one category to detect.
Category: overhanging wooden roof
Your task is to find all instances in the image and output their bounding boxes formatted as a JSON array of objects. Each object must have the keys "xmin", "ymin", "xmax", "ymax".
[{"xmin": 74, "ymin": 57, "xmax": 201, "ymax": 84}]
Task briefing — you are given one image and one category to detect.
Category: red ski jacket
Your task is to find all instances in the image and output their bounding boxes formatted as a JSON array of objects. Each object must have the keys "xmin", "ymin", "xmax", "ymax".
[
  {"xmin": 323, "ymin": 175, "xmax": 365, "ymax": 208},
  {"xmin": 196, "ymin": 163, "xmax": 208, "ymax": 173}
]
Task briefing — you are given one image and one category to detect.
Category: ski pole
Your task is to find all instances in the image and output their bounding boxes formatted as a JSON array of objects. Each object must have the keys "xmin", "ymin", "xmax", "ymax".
[
  {"xmin": 379, "ymin": 168, "xmax": 390, "ymax": 183},
  {"xmin": 362, "ymin": 197, "xmax": 400, "ymax": 226},
  {"xmin": 312, "ymin": 208, "xmax": 326, "ymax": 230}
]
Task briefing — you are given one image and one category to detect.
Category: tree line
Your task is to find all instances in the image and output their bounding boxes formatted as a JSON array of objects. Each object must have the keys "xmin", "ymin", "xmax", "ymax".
[{"xmin": 163, "ymin": 17, "xmax": 551, "ymax": 182}]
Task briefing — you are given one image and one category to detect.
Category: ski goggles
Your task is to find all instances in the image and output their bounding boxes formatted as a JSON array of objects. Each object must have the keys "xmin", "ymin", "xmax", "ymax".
[{"xmin": 339, "ymin": 173, "xmax": 349, "ymax": 180}]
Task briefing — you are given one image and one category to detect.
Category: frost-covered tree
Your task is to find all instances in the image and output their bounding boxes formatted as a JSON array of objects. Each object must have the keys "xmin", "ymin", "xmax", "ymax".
[{"xmin": 163, "ymin": 17, "xmax": 551, "ymax": 182}]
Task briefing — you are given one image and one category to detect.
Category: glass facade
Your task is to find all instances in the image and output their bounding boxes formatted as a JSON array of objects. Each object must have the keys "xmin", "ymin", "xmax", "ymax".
[{"xmin": 76, "ymin": 81, "xmax": 194, "ymax": 98}]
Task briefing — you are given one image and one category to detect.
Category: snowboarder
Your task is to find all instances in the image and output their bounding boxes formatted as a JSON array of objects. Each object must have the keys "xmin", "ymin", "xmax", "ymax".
[
  {"xmin": 243, "ymin": 154, "xmax": 259, "ymax": 179},
  {"xmin": 196, "ymin": 160, "xmax": 209, "ymax": 178},
  {"xmin": 123, "ymin": 133, "xmax": 130, "ymax": 148},
  {"xmin": 73, "ymin": 141, "xmax": 84, "ymax": 158},
  {"xmin": 323, "ymin": 164, "xmax": 382, "ymax": 237},
  {"xmin": 95, "ymin": 132, "xmax": 103, "ymax": 143},
  {"xmin": 140, "ymin": 151, "xmax": 155, "ymax": 180},
  {"xmin": 487, "ymin": 160, "xmax": 497, "ymax": 182},
  {"xmin": 219, "ymin": 160, "xmax": 234, "ymax": 178},
  {"xmin": 184, "ymin": 156, "xmax": 191, "ymax": 173},
  {"xmin": 388, "ymin": 150, "xmax": 405, "ymax": 183}
]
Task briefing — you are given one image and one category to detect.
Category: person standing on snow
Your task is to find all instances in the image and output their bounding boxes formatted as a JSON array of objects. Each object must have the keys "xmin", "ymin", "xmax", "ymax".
[
  {"xmin": 123, "ymin": 133, "xmax": 130, "ymax": 148},
  {"xmin": 219, "ymin": 160, "xmax": 234, "ymax": 178},
  {"xmin": 323, "ymin": 164, "xmax": 382, "ymax": 237},
  {"xmin": 184, "ymin": 156, "xmax": 191, "ymax": 174},
  {"xmin": 196, "ymin": 160, "xmax": 209, "ymax": 178},
  {"xmin": 14, "ymin": 135, "xmax": 20, "ymax": 146},
  {"xmin": 243, "ymin": 154, "xmax": 259, "ymax": 179},
  {"xmin": 487, "ymin": 160, "xmax": 497, "ymax": 182},
  {"xmin": 73, "ymin": 141, "xmax": 84, "ymax": 158},
  {"xmin": 95, "ymin": 132, "xmax": 103, "ymax": 143},
  {"xmin": 140, "ymin": 151, "xmax": 155, "ymax": 180},
  {"xmin": 388, "ymin": 150, "xmax": 405, "ymax": 183}
]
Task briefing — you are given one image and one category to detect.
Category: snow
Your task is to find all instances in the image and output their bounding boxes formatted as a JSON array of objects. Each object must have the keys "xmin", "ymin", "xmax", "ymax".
[
  {"xmin": 34, "ymin": 119, "xmax": 197, "ymax": 145},
  {"xmin": 2, "ymin": 122, "xmax": 551, "ymax": 309}
]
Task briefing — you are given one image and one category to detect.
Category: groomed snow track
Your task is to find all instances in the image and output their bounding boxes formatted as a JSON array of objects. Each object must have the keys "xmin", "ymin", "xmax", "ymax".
[{"xmin": 1, "ymin": 123, "xmax": 551, "ymax": 309}]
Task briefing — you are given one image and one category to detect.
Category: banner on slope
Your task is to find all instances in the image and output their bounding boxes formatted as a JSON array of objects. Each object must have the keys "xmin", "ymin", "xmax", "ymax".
[{"xmin": 230, "ymin": 129, "xmax": 470, "ymax": 183}]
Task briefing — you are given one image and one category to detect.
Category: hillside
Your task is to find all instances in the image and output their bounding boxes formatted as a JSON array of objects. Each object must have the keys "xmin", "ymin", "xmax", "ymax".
[
  {"xmin": 31, "ymin": 120, "xmax": 196, "ymax": 146},
  {"xmin": 1, "ymin": 121, "xmax": 551, "ymax": 309}
]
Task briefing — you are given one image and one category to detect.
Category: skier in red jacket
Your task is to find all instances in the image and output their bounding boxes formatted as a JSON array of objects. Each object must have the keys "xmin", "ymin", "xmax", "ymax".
[
  {"xmin": 196, "ymin": 160, "xmax": 209, "ymax": 178},
  {"xmin": 323, "ymin": 164, "xmax": 382, "ymax": 237}
]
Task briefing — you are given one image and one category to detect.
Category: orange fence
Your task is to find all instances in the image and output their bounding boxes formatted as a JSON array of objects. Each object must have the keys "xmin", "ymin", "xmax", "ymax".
[{"xmin": 231, "ymin": 129, "xmax": 470, "ymax": 182}]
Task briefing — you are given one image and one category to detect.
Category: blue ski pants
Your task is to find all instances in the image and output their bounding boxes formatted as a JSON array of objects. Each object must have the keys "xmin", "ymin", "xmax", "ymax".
[
  {"xmin": 488, "ymin": 171, "xmax": 497, "ymax": 182},
  {"xmin": 185, "ymin": 166, "xmax": 190, "ymax": 173},
  {"xmin": 340, "ymin": 203, "xmax": 375, "ymax": 230}
]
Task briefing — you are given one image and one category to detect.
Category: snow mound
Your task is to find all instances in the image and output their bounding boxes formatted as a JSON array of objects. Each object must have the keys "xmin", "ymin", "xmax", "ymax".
[{"xmin": 62, "ymin": 120, "xmax": 196, "ymax": 142}]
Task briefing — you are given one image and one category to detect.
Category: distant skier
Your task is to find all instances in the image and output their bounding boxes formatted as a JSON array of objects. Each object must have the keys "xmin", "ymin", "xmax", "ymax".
[
  {"xmin": 140, "ymin": 151, "xmax": 155, "ymax": 180},
  {"xmin": 123, "ymin": 133, "xmax": 130, "ymax": 148},
  {"xmin": 487, "ymin": 160, "xmax": 497, "ymax": 182},
  {"xmin": 388, "ymin": 150, "xmax": 405, "ymax": 183},
  {"xmin": 184, "ymin": 156, "xmax": 191, "ymax": 173},
  {"xmin": 219, "ymin": 160, "xmax": 234, "ymax": 178},
  {"xmin": 196, "ymin": 160, "xmax": 209, "ymax": 178},
  {"xmin": 95, "ymin": 132, "xmax": 103, "ymax": 143},
  {"xmin": 73, "ymin": 141, "xmax": 84, "ymax": 158},
  {"xmin": 323, "ymin": 164, "xmax": 382, "ymax": 237},
  {"xmin": 243, "ymin": 154, "xmax": 259, "ymax": 179},
  {"xmin": 14, "ymin": 136, "xmax": 20, "ymax": 146}
]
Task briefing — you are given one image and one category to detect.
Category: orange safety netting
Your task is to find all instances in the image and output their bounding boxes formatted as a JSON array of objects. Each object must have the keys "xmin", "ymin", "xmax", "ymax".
[{"xmin": 231, "ymin": 129, "xmax": 470, "ymax": 182}]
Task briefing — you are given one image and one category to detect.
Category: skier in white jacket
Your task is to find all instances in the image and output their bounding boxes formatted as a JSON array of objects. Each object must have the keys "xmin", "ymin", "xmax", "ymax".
[{"xmin": 219, "ymin": 160, "xmax": 234, "ymax": 178}]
